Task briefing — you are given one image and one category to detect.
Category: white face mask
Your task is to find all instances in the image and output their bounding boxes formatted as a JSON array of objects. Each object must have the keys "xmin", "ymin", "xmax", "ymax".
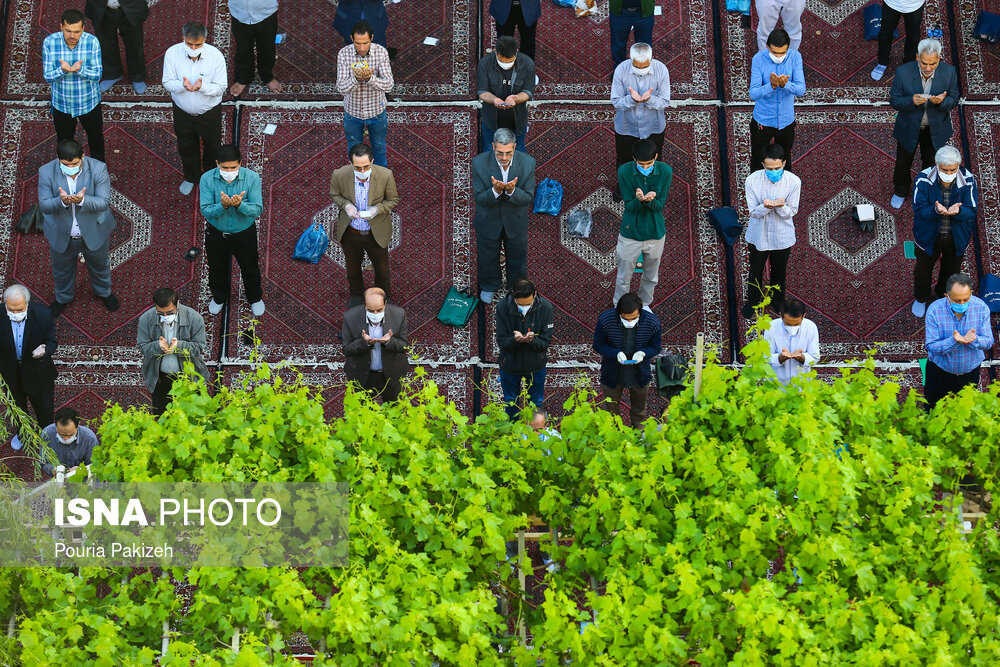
[
  {"xmin": 6, "ymin": 309, "xmax": 26, "ymax": 322},
  {"xmin": 517, "ymin": 304, "xmax": 531, "ymax": 315},
  {"xmin": 355, "ymin": 168, "xmax": 372, "ymax": 181},
  {"xmin": 367, "ymin": 311, "xmax": 385, "ymax": 324},
  {"xmin": 220, "ymin": 168, "xmax": 239, "ymax": 182},
  {"xmin": 497, "ymin": 57, "xmax": 515, "ymax": 71},
  {"xmin": 57, "ymin": 434, "xmax": 77, "ymax": 445},
  {"xmin": 184, "ymin": 45, "xmax": 202, "ymax": 59},
  {"xmin": 632, "ymin": 65, "xmax": 650, "ymax": 77},
  {"xmin": 938, "ymin": 171, "xmax": 958, "ymax": 183},
  {"xmin": 769, "ymin": 52, "xmax": 787, "ymax": 65},
  {"xmin": 160, "ymin": 314, "xmax": 177, "ymax": 324},
  {"xmin": 620, "ymin": 317, "xmax": 639, "ymax": 329},
  {"xmin": 784, "ymin": 325, "xmax": 801, "ymax": 336}
]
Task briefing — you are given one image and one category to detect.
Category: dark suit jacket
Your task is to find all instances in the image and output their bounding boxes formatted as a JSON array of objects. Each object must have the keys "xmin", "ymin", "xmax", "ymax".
[
  {"xmin": 38, "ymin": 157, "xmax": 116, "ymax": 253},
  {"xmin": 890, "ymin": 61, "xmax": 960, "ymax": 153},
  {"xmin": 0, "ymin": 301, "xmax": 58, "ymax": 394},
  {"xmin": 329, "ymin": 165, "xmax": 400, "ymax": 248},
  {"xmin": 85, "ymin": 0, "xmax": 149, "ymax": 27},
  {"xmin": 341, "ymin": 304, "xmax": 410, "ymax": 382},
  {"xmin": 471, "ymin": 149, "xmax": 537, "ymax": 241},
  {"xmin": 333, "ymin": 0, "xmax": 388, "ymax": 45},
  {"xmin": 490, "ymin": 0, "xmax": 541, "ymax": 25}
]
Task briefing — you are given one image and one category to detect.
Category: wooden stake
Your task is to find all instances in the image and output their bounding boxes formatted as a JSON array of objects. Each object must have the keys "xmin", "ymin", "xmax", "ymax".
[
  {"xmin": 161, "ymin": 620, "xmax": 170, "ymax": 655},
  {"xmin": 693, "ymin": 333, "xmax": 705, "ymax": 401},
  {"xmin": 518, "ymin": 528, "xmax": 527, "ymax": 645}
]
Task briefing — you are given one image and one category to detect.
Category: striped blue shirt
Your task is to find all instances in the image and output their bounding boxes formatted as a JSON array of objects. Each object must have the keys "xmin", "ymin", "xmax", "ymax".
[
  {"xmin": 925, "ymin": 296, "xmax": 995, "ymax": 375},
  {"xmin": 749, "ymin": 49, "xmax": 805, "ymax": 131},
  {"xmin": 42, "ymin": 31, "xmax": 102, "ymax": 117},
  {"xmin": 351, "ymin": 176, "xmax": 371, "ymax": 231}
]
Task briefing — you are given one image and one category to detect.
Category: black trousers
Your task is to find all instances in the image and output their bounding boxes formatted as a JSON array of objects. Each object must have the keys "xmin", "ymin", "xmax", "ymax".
[
  {"xmin": 340, "ymin": 227, "xmax": 391, "ymax": 300},
  {"xmin": 495, "ymin": 3, "xmax": 537, "ymax": 61},
  {"xmin": 96, "ymin": 8, "xmax": 146, "ymax": 81},
  {"xmin": 477, "ymin": 228, "xmax": 527, "ymax": 293},
  {"xmin": 53, "ymin": 104, "xmax": 105, "ymax": 164},
  {"xmin": 877, "ymin": 3, "xmax": 924, "ymax": 66},
  {"xmin": 359, "ymin": 370, "xmax": 401, "ymax": 402},
  {"xmin": 893, "ymin": 127, "xmax": 935, "ymax": 197},
  {"xmin": 746, "ymin": 243, "xmax": 791, "ymax": 308},
  {"xmin": 750, "ymin": 119, "xmax": 795, "ymax": 173},
  {"xmin": 205, "ymin": 223, "xmax": 263, "ymax": 304},
  {"xmin": 913, "ymin": 235, "xmax": 963, "ymax": 304},
  {"xmin": 151, "ymin": 372, "xmax": 176, "ymax": 416},
  {"xmin": 924, "ymin": 358, "xmax": 979, "ymax": 410},
  {"xmin": 614, "ymin": 130, "xmax": 665, "ymax": 170},
  {"xmin": 232, "ymin": 12, "xmax": 278, "ymax": 85},
  {"xmin": 172, "ymin": 102, "xmax": 222, "ymax": 183},
  {"xmin": 9, "ymin": 374, "xmax": 55, "ymax": 429}
]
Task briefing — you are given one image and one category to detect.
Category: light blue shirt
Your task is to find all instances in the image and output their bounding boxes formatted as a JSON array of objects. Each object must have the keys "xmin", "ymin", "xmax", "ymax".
[
  {"xmin": 749, "ymin": 49, "xmax": 806, "ymax": 131},
  {"xmin": 368, "ymin": 317, "xmax": 383, "ymax": 371},
  {"xmin": 11, "ymin": 319, "xmax": 25, "ymax": 360},
  {"xmin": 611, "ymin": 59, "xmax": 671, "ymax": 138},
  {"xmin": 763, "ymin": 317, "xmax": 820, "ymax": 385},
  {"xmin": 351, "ymin": 176, "xmax": 372, "ymax": 231},
  {"xmin": 42, "ymin": 32, "xmax": 102, "ymax": 117},
  {"xmin": 228, "ymin": 0, "xmax": 279, "ymax": 25},
  {"xmin": 925, "ymin": 296, "xmax": 994, "ymax": 375}
]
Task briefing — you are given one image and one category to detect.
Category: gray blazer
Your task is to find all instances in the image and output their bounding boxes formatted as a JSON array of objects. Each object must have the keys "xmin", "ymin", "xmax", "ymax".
[
  {"xmin": 341, "ymin": 303, "xmax": 410, "ymax": 383},
  {"xmin": 136, "ymin": 304, "xmax": 209, "ymax": 392},
  {"xmin": 471, "ymin": 149, "xmax": 537, "ymax": 242},
  {"xmin": 890, "ymin": 61, "xmax": 960, "ymax": 153},
  {"xmin": 38, "ymin": 157, "xmax": 116, "ymax": 253}
]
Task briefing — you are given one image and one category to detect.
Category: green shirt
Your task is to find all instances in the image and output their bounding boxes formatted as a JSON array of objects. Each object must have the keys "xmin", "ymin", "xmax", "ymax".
[
  {"xmin": 199, "ymin": 167, "xmax": 263, "ymax": 234},
  {"xmin": 617, "ymin": 161, "xmax": 672, "ymax": 242}
]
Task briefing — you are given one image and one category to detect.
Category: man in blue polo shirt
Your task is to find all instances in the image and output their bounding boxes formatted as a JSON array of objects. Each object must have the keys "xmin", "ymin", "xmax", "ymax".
[
  {"xmin": 199, "ymin": 144, "xmax": 265, "ymax": 317},
  {"xmin": 923, "ymin": 273, "xmax": 994, "ymax": 409},
  {"xmin": 748, "ymin": 29, "xmax": 805, "ymax": 173}
]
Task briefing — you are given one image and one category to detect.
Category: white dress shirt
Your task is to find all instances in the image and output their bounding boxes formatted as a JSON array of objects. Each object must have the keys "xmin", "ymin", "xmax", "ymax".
[
  {"xmin": 763, "ymin": 317, "xmax": 820, "ymax": 385},
  {"xmin": 368, "ymin": 318, "xmax": 383, "ymax": 371},
  {"xmin": 493, "ymin": 156, "xmax": 513, "ymax": 198},
  {"xmin": 744, "ymin": 169, "xmax": 802, "ymax": 251},
  {"xmin": 65, "ymin": 174, "xmax": 83, "ymax": 238},
  {"xmin": 162, "ymin": 43, "xmax": 227, "ymax": 115}
]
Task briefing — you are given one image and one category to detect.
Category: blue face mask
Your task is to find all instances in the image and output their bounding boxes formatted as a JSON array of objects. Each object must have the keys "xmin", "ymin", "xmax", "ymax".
[
  {"xmin": 637, "ymin": 163, "xmax": 654, "ymax": 176},
  {"xmin": 60, "ymin": 163, "xmax": 81, "ymax": 176},
  {"xmin": 765, "ymin": 168, "xmax": 783, "ymax": 183},
  {"xmin": 950, "ymin": 299, "xmax": 970, "ymax": 314}
]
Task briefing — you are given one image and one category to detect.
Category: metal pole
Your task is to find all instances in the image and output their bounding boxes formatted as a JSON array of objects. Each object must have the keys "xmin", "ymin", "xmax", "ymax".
[
  {"xmin": 518, "ymin": 528, "xmax": 527, "ymax": 645},
  {"xmin": 161, "ymin": 620, "xmax": 170, "ymax": 656},
  {"xmin": 693, "ymin": 333, "xmax": 705, "ymax": 400}
]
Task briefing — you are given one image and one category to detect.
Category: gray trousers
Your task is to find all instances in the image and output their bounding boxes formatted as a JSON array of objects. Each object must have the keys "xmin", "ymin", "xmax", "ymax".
[
  {"xmin": 50, "ymin": 237, "xmax": 112, "ymax": 303},
  {"xmin": 614, "ymin": 234, "xmax": 666, "ymax": 307},
  {"xmin": 755, "ymin": 0, "xmax": 806, "ymax": 52}
]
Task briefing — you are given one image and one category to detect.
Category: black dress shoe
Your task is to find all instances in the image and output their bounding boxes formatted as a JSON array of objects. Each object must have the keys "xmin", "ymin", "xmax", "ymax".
[
  {"xmin": 101, "ymin": 294, "xmax": 121, "ymax": 312},
  {"xmin": 612, "ymin": 190, "xmax": 623, "ymax": 204},
  {"xmin": 741, "ymin": 303, "xmax": 756, "ymax": 319},
  {"xmin": 388, "ymin": 47, "xmax": 398, "ymax": 61},
  {"xmin": 50, "ymin": 301, "xmax": 71, "ymax": 318}
]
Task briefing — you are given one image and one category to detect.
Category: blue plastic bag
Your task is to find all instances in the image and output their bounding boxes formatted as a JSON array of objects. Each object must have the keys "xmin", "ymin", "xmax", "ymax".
[
  {"xmin": 980, "ymin": 273, "xmax": 1000, "ymax": 313},
  {"xmin": 725, "ymin": 0, "xmax": 750, "ymax": 14},
  {"xmin": 862, "ymin": 4, "xmax": 899, "ymax": 41},
  {"xmin": 533, "ymin": 178, "xmax": 563, "ymax": 216},
  {"xmin": 293, "ymin": 221, "xmax": 330, "ymax": 264},
  {"xmin": 551, "ymin": 0, "xmax": 575, "ymax": 7}
]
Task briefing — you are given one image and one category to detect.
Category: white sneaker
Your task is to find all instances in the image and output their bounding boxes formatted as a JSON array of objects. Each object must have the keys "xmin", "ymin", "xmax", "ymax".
[
  {"xmin": 480, "ymin": 291, "xmax": 494, "ymax": 304},
  {"xmin": 870, "ymin": 65, "xmax": 887, "ymax": 81},
  {"xmin": 890, "ymin": 195, "xmax": 905, "ymax": 209},
  {"xmin": 911, "ymin": 301, "xmax": 927, "ymax": 318},
  {"xmin": 179, "ymin": 181, "xmax": 195, "ymax": 196},
  {"xmin": 250, "ymin": 300, "xmax": 266, "ymax": 317},
  {"xmin": 208, "ymin": 300, "xmax": 224, "ymax": 315}
]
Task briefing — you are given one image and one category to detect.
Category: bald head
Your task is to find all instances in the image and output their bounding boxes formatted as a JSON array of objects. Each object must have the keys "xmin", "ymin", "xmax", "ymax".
[{"xmin": 364, "ymin": 288, "xmax": 386, "ymax": 311}]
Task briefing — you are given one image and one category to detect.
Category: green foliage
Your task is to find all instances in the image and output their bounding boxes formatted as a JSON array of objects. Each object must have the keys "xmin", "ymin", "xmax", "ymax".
[{"xmin": 4, "ymin": 336, "xmax": 1000, "ymax": 664}]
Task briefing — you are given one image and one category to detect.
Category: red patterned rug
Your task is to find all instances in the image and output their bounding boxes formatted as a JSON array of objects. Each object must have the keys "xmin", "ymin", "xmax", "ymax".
[
  {"xmin": 720, "ymin": 0, "xmax": 949, "ymax": 103},
  {"xmin": 953, "ymin": 0, "xmax": 1000, "ymax": 99},
  {"xmin": 476, "ymin": 105, "xmax": 728, "ymax": 367},
  {"xmin": 724, "ymin": 106, "xmax": 992, "ymax": 361},
  {"xmin": 230, "ymin": 107, "xmax": 476, "ymax": 363},
  {"xmin": 0, "ymin": 105, "xmax": 232, "ymax": 363},
  {"xmin": 480, "ymin": 0, "xmax": 716, "ymax": 100},
  {"xmin": 1, "ymin": 0, "xmax": 474, "ymax": 100}
]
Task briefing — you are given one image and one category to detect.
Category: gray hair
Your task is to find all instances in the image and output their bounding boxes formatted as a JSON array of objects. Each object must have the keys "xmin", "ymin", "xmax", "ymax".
[
  {"xmin": 945, "ymin": 272, "xmax": 973, "ymax": 294},
  {"xmin": 182, "ymin": 22, "xmax": 207, "ymax": 40},
  {"xmin": 492, "ymin": 128, "xmax": 516, "ymax": 147},
  {"xmin": 629, "ymin": 42, "xmax": 653, "ymax": 62},
  {"xmin": 531, "ymin": 408, "xmax": 548, "ymax": 424},
  {"xmin": 935, "ymin": 145, "xmax": 962, "ymax": 168},
  {"xmin": 917, "ymin": 38, "xmax": 943, "ymax": 58},
  {"xmin": 2, "ymin": 284, "xmax": 30, "ymax": 304}
]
